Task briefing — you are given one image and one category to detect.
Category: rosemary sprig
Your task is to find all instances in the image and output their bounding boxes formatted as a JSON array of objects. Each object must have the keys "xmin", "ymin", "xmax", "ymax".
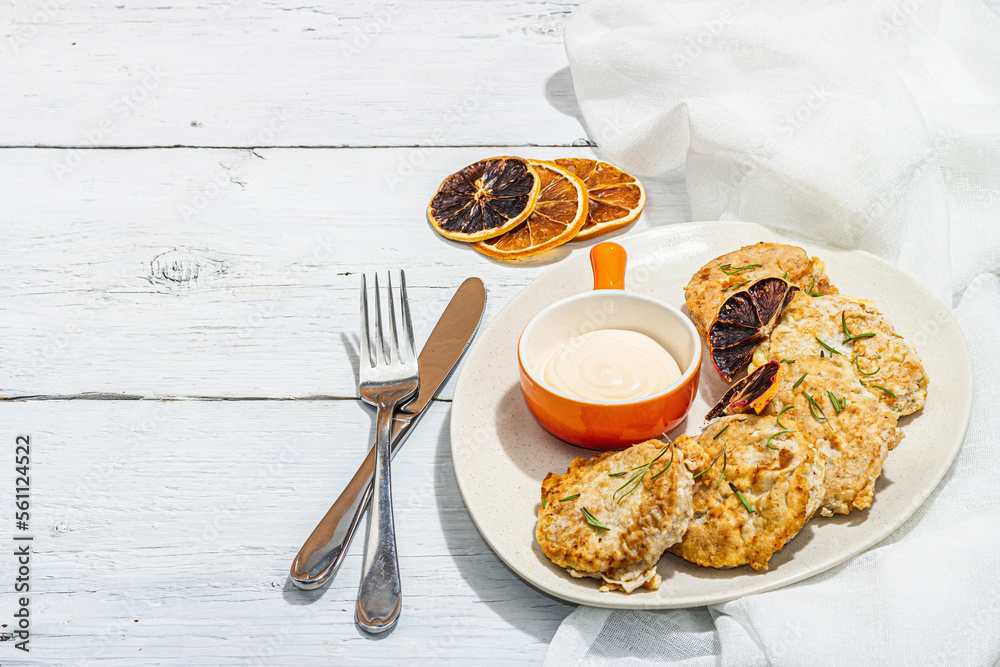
[
  {"xmin": 692, "ymin": 447, "xmax": 725, "ymax": 479},
  {"xmin": 612, "ymin": 446, "xmax": 672, "ymax": 504},
  {"xmin": 815, "ymin": 338, "xmax": 841, "ymax": 356},
  {"xmin": 608, "ymin": 471, "xmax": 628, "ymax": 478},
  {"xmin": 775, "ymin": 405, "xmax": 793, "ymax": 429},
  {"xmin": 872, "ymin": 384, "xmax": 897, "ymax": 398},
  {"xmin": 722, "ymin": 279, "xmax": 751, "ymax": 292},
  {"xmin": 806, "ymin": 277, "xmax": 822, "ymax": 296},
  {"xmin": 581, "ymin": 506, "xmax": 609, "ymax": 530},
  {"xmin": 720, "ymin": 263, "xmax": 762, "ymax": 274},
  {"xmin": 802, "ymin": 390, "xmax": 827, "ymax": 420},
  {"xmin": 713, "ymin": 424, "xmax": 730, "ymax": 440},
  {"xmin": 559, "ymin": 493, "xmax": 580, "ymax": 502},
  {"xmin": 792, "ymin": 372, "xmax": 808, "ymax": 389},
  {"xmin": 729, "ymin": 482, "xmax": 755, "ymax": 514},
  {"xmin": 766, "ymin": 429, "xmax": 793, "ymax": 450},
  {"xmin": 827, "ymin": 390, "xmax": 846, "ymax": 414}
]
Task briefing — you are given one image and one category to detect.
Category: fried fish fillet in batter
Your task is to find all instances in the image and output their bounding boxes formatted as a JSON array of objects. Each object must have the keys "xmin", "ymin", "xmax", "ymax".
[
  {"xmin": 669, "ymin": 415, "xmax": 825, "ymax": 571},
  {"xmin": 536, "ymin": 439, "xmax": 694, "ymax": 592},
  {"xmin": 753, "ymin": 292, "xmax": 928, "ymax": 416},
  {"xmin": 684, "ymin": 243, "xmax": 838, "ymax": 335},
  {"xmin": 765, "ymin": 356, "xmax": 902, "ymax": 516}
]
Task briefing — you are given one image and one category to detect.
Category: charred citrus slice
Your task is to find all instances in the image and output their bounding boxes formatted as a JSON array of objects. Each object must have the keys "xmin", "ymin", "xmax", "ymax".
[
  {"xmin": 552, "ymin": 158, "xmax": 645, "ymax": 241},
  {"xmin": 705, "ymin": 361, "xmax": 783, "ymax": 421},
  {"xmin": 472, "ymin": 160, "xmax": 588, "ymax": 260},
  {"xmin": 708, "ymin": 277, "xmax": 797, "ymax": 381},
  {"xmin": 428, "ymin": 156, "xmax": 541, "ymax": 242}
]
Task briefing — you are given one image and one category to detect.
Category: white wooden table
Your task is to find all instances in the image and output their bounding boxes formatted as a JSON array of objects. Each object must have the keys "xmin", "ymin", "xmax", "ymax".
[{"xmin": 2, "ymin": 1, "xmax": 997, "ymax": 664}]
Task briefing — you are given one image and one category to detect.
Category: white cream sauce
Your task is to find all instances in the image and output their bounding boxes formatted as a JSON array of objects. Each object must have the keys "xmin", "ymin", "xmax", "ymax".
[{"xmin": 540, "ymin": 329, "xmax": 682, "ymax": 401}]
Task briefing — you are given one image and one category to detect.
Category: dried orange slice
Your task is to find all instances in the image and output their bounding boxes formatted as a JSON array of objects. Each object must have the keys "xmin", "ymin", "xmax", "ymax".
[
  {"xmin": 706, "ymin": 361, "xmax": 783, "ymax": 420},
  {"xmin": 428, "ymin": 156, "xmax": 541, "ymax": 242},
  {"xmin": 472, "ymin": 160, "xmax": 588, "ymax": 260},
  {"xmin": 552, "ymin": 158, "xmax": 645, "ymax": 241},
  {"xmin": 708, "ymin": 277, "xmax": 797, "ymax": 381}
]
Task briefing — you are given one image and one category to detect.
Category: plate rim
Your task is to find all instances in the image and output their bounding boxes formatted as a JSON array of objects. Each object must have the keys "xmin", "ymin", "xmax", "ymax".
[{"xmin": 450, "ymin": 221, "xmax": 973, "ymax": 610}]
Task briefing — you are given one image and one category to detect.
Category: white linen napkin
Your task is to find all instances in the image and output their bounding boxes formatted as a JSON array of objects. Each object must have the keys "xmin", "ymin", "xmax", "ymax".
[{"xmin": 548, "ymin": 1, "xmax": 1000, "ymax": 664}]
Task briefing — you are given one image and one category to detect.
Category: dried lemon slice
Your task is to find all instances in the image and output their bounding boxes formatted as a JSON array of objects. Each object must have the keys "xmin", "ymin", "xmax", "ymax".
[
  {"xmin": 427, "ymin": 156, "xmax": 540, "ymax": 242},
  {"xmin": 552, "ymin": 158, "xmax": 645, "ymax": 241},
  {"xmin": 472, "ymin": 160, "xmax": 588, "ymax": 260}
]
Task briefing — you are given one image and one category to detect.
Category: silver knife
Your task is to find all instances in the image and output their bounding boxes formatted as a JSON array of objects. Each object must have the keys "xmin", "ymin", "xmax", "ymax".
[{"xmin": 290, "ymin": 277, "xmax": 486, "ymax": 590}]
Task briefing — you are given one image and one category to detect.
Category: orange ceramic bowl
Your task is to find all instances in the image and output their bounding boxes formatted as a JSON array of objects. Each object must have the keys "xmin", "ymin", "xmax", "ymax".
[{"xmin": 517, "ymin": 242, "xmax": 702, "ymax": 450}]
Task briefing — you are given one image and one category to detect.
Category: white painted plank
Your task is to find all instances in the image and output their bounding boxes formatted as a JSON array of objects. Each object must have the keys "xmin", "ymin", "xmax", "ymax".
[
  {"xmin": 0, "ymin": 0, "xmax": 586, "ymax": 147},
  {"xmin": 0, "ymin": 146, "xmax": 689, "ymax": 399},
  {"xmin": 0, "ymin": 399, "xmax": 573, "ymax": 664},
  {"xmin": 4, "ymin": 0, "xmax": 997, "ymax": 149}
]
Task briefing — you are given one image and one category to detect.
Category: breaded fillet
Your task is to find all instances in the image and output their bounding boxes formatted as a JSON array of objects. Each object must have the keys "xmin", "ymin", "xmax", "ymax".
[
  {"xmin": 684, "ymin": 243, "xmax": 838, "ymax": 335},
  {"xmin": 669, "ymin": 415, "xmax": 825, "ymax": 571},
  {"xmin": 536, "ymin": 439, "xmax": 694, "ymax": 592},
  {"xmin": 765, "ymin": 356, "xmax": 902, "ymax": 516},
  {"xmin": 753, "ymin": 292, "xmax": 928, "ymax": 416}
]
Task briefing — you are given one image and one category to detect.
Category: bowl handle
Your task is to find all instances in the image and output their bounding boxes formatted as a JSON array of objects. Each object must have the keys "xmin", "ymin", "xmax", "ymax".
[{"xmin": 590, "ymin": 242, "xmax": 627, "ymax": 291}]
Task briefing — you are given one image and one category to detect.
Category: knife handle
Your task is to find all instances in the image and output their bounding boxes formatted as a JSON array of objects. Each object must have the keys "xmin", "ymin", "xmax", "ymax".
[{"xmin": 289, "ymin": 416, "xmax": 413, "ymax": 590}]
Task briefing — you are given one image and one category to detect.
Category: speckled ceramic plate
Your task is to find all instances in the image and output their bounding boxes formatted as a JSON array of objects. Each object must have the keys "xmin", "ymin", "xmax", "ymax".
[{"xmin": 450, "ymin": 222, "xmax": 973, "ymax": 610}]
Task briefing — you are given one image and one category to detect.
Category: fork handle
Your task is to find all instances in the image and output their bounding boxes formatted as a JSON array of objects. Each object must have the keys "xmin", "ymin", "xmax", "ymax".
[
  {"xmin": 289, "ymin": 413, "xmax": 412, "ymax": 591},
  {"xmin": 356, "ymin": 399, "xmax": 402, "ymax": 633}
]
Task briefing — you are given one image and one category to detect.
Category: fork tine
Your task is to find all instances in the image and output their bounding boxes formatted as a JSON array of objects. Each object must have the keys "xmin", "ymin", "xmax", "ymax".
[
  {"xmin": 373, "ymin": 273, "xmax": 387, "ymax": 365},
  {"xmin": 400, "ymin": 269, "xmax": 415, "ymax": 365},
  {"xmin": 387, "ymin": 271, "xmax": 400, "ymax": 364},
  {"xmin": 360, "ymin": 274, "xmax": 373, "ymax": 368}
]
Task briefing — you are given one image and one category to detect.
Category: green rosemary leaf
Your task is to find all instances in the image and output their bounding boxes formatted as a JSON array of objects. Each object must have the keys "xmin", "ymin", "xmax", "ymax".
[
  {"xmin": 649, "ymin": 448, "xmax": 676, "ymax": 481},
  {"xmin": 581, "ymin": 506, "xmax": 609, "ymax": 530},
  {"xmin": 608, "ymin": 471, "xmax": 628, "ymax": 478},
  {"xmin": 782, "ymin": 271, "xmax": 788, "ymax": 280},
  {"xmin": 815, "ymin": 338, "xmax": 841, "ymax": 356},
  {"xmin": 559, "ymin": 493, "xmax": 580, "ymax": 502},
  {"xmin": 766, "ymin": 429, "xmax": 793, "ymax": 450},
  {"xmin": 872, "ymin": 384, "xmax": 897, "ymax": 398},
  {"xmin": 775, "ymin": 405, "xmax": 793, "ymax": 429},
  {"xmin": 827, "ymin": 390, "xmax": 844, "ymax": 413},
  {"xmin": 730, "ymin": 482, "xmax": 755, "ymax": 514},
  {"xmin": 613, "ymin": 469, "xmax": 645, "ymax": 503},
  {"xmin": 718, "ymin": 447, "xmax": 728, "ymax": 485},
  {"xmin": 542, "ymin": 498, "xmax": 547, "ymax": 510},
  {"xmin": 693, "ymin": 447, "xmax": 725, "ymax": 479},
  {"xmin": 713, "ymin": 424, "xmax": 730, "ymax": 440},
  {"xmin": 856, "ymin": 362, "xmax": 880, "ymax": 376},
  {"xmin": 806, "ymin": 277, "xmax": 821, "ymax": 296},
  {"xmin": 793, "ymin": 372, "xmax": 808, "ymax": 389},
  {"xmin": 722, "ymin": 279, "xmax": 751, "ymax": 292},
  {"xmin": 802, "ymin": 390, "xmax": 827, "ymax": 420},
  {"xmin": 781, "ymin": 359, "xmax": 795, "ymax": 364},
  {"xmin": 842, "ymin": 311, "xmax": 850, "ymax": 338},
  {"xmin": 720, "ymin": 263, "xmax": 763, "ymax": 275}
]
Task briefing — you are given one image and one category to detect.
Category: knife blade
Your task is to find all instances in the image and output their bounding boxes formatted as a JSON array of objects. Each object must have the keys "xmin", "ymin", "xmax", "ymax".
[{"xmin": 290, "ymin": 277, "xmax": 486, "ymax": 590}]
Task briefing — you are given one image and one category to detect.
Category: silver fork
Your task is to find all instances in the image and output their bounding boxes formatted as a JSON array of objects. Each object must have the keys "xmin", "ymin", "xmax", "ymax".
[{"xmin": 355, "ymin": 270, "xmax": 418, "ymax": 634}]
